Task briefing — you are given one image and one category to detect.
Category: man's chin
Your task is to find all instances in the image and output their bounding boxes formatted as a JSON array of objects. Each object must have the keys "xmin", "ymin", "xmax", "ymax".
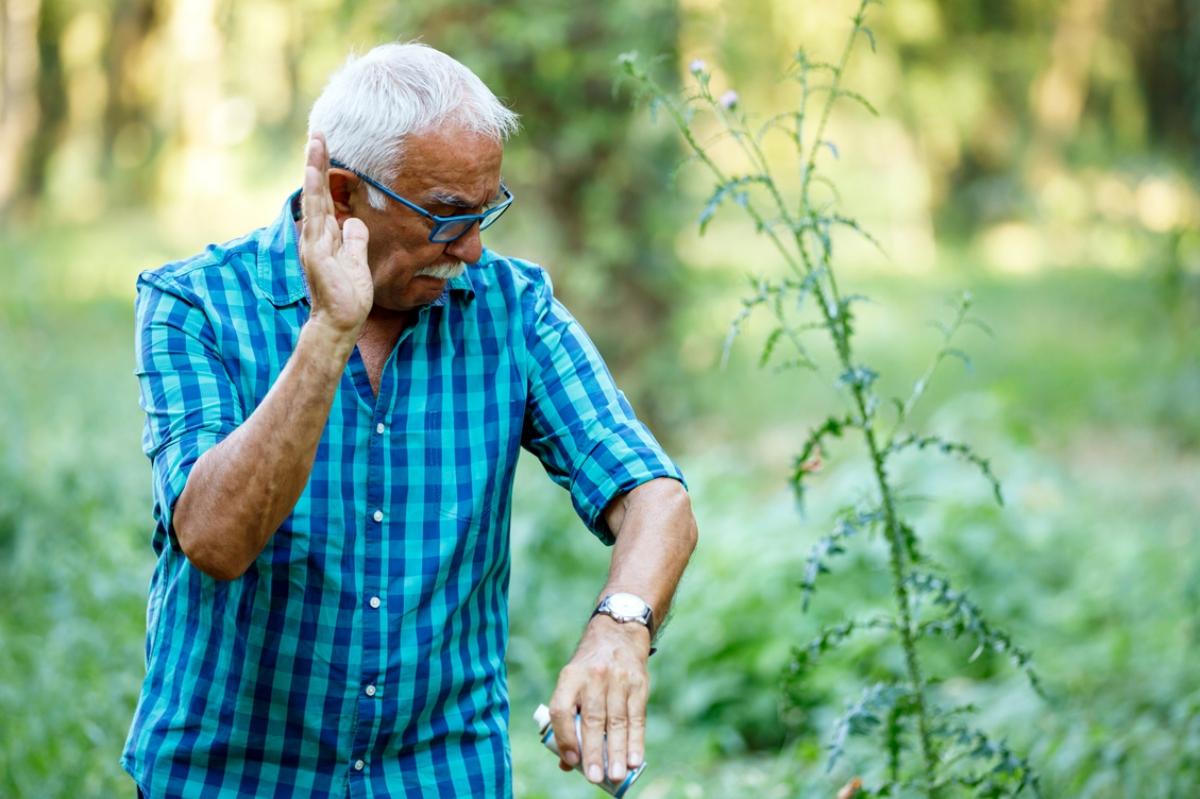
[{"xmin": 372, "ymin": 282, "xmax": 446, "ymax": 313}]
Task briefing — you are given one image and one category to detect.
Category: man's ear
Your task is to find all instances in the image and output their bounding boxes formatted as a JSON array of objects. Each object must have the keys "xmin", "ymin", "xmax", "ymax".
[{"xmin": 326, "ymin": 169, "xmax": 359, "ymax": 219}]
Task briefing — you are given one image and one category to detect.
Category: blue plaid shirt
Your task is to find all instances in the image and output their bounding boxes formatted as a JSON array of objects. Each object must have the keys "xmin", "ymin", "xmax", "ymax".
[{"xmin": 123, "ymin": 192, "xmax": 683, "ymax": 798}]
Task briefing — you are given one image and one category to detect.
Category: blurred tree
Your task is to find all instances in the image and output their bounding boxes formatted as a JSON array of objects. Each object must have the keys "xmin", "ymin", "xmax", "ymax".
[
  {"xmin": 1, "ymin": 0, "xmax": 694, "ymax": 433},
  {"xmin": 387, "ymin": 0, "xmax": 692, "ymax": 432},
  {"xmin": 26, "ymin": 0, "xmax": 66, "ymax": 204},
  {"xmin": 1121, "ymin": 0, "xmax": 1200, "ymax": 153},
  {"xmin": 0, "ymin": 0, "xmax": 43, "ymax": 211},
  {"xmin": 99, "ymin": 0, "xmax": 159, "ymax": 194},
  {"xmin": 3, "ymin": 0, "xmax": 1196, "ymax": 422},
  {"xmin": 3, "ymin": 0, "xmax": 70, "ymax": 216}
]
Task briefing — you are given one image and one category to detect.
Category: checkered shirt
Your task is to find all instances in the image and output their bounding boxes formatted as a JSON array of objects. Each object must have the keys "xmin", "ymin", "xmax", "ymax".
[{"xmin": 121, "ymin": 192, "xmax": 684, "ymax": 798}]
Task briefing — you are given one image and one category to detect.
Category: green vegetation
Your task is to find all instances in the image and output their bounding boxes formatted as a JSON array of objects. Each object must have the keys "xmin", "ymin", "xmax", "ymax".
[
  {"xmin": 2, "ymin": 255, "xmax": 1196, "ymax": 797},
  {"xmin": 1, "ymin": 0, "xmax": 1197, "ymax": 796},
  {"xmin": 621, "ymin": 2, "xmax": 1043, "ymax": 791}
]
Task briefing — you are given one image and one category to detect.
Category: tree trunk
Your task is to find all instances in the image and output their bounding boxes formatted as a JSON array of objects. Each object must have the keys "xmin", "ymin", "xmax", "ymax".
[
  {"xmin": 18, "ymin": 0, "xmax": 68, "ymax": 212},
  {"xmin": 0, "ymin": 0, "xmax": 41, "ymax": 215}
]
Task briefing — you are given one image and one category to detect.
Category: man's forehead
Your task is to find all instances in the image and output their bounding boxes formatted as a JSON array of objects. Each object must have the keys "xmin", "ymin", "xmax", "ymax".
[{"xmin": 397, "ymin": 128, "xmax": 503, "ymax": 204}]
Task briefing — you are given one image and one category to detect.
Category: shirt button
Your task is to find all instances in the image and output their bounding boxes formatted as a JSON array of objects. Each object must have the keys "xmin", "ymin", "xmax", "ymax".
[
  {"xmin": 354, "ymin": 759, "xmax": 365, "ymax": 771},
  {"xmin": 369, "ymin": 596, "xmax": 381, "ymax": 609},
  {"xmin": 376, "ymin": 422, "xmax": 385, "ymax": 434},
  {"xmin": 365, "ymin": 684, "xmax": 377, "ymax": 697},
  {"xmin": 373, "ymin": 510, "xmax": 383, "ymax": 522}
]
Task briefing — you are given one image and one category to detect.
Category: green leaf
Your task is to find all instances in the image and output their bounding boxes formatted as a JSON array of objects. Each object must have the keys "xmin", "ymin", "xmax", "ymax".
[
  {"xmin": 835, "ymin": 88, "xmax": 880, "ymax": 116},
  {"xmin": 800, "ymin": 507, "xmax": 885, "ymax": 609},
  {"xmin": 828, "ymin": 683, "xmax": 912, "ymax": 773},
  {"xmin": 697, "ymin": 175, "xmax": 769, "ymax": 234},
  {"xmin": 759, "ymin": 327, "xmax": 784, "ymax": 368},
  {"xmin": 941, "ymin": 347, "xmax": 974, "ymax": 373},
  {"xmin": 838, "ymin": 365, "xmax": 879, "ymax": 391},
  {"xmin": 861, "ymin": 25, "xmax": 877, "ymax": 52},
  {"xmin": 887, "ymin": 434, "xmax": 1003, "ymax": 505},
  {"xmin": 908, "ymin": 572, "xmax": 1043, "ymax": 697},
  {"xmin": 791, "ymin": 414, "xmax": 855, "ymax": 507}
]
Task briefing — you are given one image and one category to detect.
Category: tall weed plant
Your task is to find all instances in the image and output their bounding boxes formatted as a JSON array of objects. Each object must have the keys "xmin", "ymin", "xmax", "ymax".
[{"xmin": 620, "ymin": 2, "xmax": 1041, "ymax": 796}]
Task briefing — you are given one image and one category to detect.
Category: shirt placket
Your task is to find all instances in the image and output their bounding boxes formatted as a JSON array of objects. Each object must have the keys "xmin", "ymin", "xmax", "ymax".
[{"xmin": 347, "ymin": 353, "xmax": 400, "ymax": 797}]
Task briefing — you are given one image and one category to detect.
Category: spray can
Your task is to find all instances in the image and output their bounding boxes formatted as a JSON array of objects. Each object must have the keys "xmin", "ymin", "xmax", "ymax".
[{"xmin": 533, "ymin": 704, "xmax": 647, "ymax": 797}]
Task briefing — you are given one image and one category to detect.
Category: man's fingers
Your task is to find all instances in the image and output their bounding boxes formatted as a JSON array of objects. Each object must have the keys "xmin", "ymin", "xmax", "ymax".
[
  {"xmin": 548, "ymin": 689, "xmax": 581, "ymax": 768},
  {"xmin": 605, "ymin": 681, "xmax": 629, "ymax": 783},
  {"xmin": 580, "ymin": 679, "xmax": 608, "ymax": 783},
  {"xmin": 626, "ymin": 685, "xmax": 648, "ymax": 769},
  {"xmin": 302, "ymin": 137, "xmax": 323, "ymax": 203},
  {"xmin": 301, "ymin": 134, "xmax": 333, "ymax": 234}
]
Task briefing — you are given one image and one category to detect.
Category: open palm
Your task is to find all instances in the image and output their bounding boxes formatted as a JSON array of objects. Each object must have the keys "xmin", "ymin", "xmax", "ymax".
[{"xmin": 299, "ymin": 132, "xmax": 374, "ymax": 334}]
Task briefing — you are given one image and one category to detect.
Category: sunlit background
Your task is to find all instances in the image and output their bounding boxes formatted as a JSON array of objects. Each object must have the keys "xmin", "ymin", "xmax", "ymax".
[{"xmin": 1, "ymin": 0, "xmax": 1197, "ymax": 797}]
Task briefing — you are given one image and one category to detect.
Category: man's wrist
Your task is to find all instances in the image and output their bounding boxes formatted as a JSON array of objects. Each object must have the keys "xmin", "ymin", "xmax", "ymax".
[
  {"xmin": 592, "ymin": 592, "xmax": 655, "ymax": 636},
  {"xmin": 301, "ymin": 315, "xmax": 360, "ymax": 363},
  {"xmin": 590, "ymin": 592, "xmax": 659, "ymax": 657},
  {"xmin": 586, "ymin": 613, "xmax": 653, "ymax": 656}
]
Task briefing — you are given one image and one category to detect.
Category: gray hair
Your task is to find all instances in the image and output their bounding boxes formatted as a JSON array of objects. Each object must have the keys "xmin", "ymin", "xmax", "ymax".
[{"xmin": 308, "ymin": 42, "xmax": 520, "ymax": 210}]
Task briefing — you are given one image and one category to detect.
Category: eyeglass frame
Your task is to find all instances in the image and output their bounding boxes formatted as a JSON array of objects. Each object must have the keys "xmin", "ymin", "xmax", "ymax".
[{"xmin": 328, "ymin": 158, "xmax": 513, "ymax": 244}]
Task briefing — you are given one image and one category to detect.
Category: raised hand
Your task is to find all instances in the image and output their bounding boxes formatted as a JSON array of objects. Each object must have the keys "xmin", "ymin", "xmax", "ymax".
[{"xmin": 299, "ymin": 132, "xmax": 373, "ymax": 336}]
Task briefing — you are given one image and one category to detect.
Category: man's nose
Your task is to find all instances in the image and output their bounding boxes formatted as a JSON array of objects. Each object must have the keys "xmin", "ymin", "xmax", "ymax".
[{"xmin": 444, "ymin": 222, "xmax": 484, "ymax": 265}]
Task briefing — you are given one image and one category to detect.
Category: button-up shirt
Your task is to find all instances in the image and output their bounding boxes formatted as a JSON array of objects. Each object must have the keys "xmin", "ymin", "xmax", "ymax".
[{"xmin": 122, "ymin": 192, "xmax": 683, "ymax": 798}]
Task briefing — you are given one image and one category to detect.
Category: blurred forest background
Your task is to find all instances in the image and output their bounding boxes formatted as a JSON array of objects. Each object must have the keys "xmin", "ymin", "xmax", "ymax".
[{"xmin": 1, "ymin": 0, "xmax": 1198, "ymax": 797}]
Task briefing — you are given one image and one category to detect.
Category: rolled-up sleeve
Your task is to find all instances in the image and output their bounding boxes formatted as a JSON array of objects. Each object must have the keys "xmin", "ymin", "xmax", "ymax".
[
  {"xmin": 134, "ymin": 272, "xmax": 242, "ymax": 548},
  {"xmin": 521, "ymin": 273, "xmax": 685, "ymax": 544}
]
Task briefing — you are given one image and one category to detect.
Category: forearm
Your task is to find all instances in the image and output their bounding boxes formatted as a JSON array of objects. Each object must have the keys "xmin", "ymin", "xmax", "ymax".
[
  {"xmin": 174, "ymin": 318, "xmax": 357, "ymax": 579},
  {"xmin": 594, "ymin": 477, "xmax": 699, "ymax": 638},
  {"xmin": 548, "ymin": 477, "xmax": 698, "ymax": 782}
]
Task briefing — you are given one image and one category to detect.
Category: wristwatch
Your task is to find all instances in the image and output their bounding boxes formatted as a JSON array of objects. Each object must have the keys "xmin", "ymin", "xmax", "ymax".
[{"xmin": 591, "ymin": 592, "xmax": 656, "ymax": 639}]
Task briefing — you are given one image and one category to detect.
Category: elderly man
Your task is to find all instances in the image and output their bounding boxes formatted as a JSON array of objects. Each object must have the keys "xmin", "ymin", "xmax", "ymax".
[{"xmin": 122, "ymin": 42, "xmax": 696, "ymax": 799}]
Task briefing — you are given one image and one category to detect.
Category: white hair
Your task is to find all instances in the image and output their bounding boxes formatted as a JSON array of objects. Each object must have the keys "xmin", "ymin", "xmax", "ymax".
[{"xmin": 308, "ymin": 42, "xmax": 520, "ymax": 210}]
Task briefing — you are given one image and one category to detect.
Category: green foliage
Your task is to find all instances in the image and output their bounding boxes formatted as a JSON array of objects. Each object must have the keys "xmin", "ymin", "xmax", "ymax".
[
  {"xmin": 372, "ymin": 0, "xmax": 695, "ymax": 432},
  {"xmin": 0, "ymin": 299, "xmax": 150, "ymax": 798},
  {"xmin": 1, "ymin": 239, "xmax": 1197, "ymax": 799},
  {"xmin": 2, "ymin": 0, "xmax": 1199, "ymax": 796},
  {"xmin": 622, "ymin": 2, "xmax": 1049, "ymax": 795}
]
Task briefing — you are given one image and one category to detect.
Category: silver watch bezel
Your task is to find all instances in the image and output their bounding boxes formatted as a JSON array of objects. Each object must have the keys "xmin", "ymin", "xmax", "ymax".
[{"xmin": 595, "ymin": 592, "xmax": 654, "ymax": 633}]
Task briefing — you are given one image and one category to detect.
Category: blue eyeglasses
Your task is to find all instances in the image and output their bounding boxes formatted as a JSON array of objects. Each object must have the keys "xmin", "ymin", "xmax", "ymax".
[{"xmin": 329, "ymin": 158, "xmax": 513, "ymax": 244}]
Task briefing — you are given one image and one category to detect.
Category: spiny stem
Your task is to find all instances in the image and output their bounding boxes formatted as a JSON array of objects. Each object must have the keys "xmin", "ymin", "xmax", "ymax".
[
  {"xmin": 793, "ymin": 16, "xmax": 943, "ymax": 775},
  {"xmin": 864, "ymin": 421, "xmax": 940, "ymax": 796},
  {"xmin": 886, "ymin": 704, "xmax": 903, "ymax": 785},
  {"xmin": 783, "ymin": 17, "xmax": 943, "ymax": 786}
]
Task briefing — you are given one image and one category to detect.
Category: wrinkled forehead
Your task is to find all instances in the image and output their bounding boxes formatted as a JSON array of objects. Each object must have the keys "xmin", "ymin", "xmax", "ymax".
[{"xmin": 395, "ymin": 127, "xmax": 504, "ymax": 205}]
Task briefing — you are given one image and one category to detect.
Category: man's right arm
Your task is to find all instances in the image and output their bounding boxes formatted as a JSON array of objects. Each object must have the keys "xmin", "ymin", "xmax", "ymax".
[
  {"xmin": 173, "ymin": 133, "xmax": 373, "ymax": 580},
  {"xmin": 173, "ymin": 319, "xmax": 355, "ymax": 579}
]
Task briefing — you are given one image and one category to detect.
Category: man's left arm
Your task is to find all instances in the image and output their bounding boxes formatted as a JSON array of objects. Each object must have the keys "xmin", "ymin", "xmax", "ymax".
[{"xmin": 548, "ymin": 476, "xmax": 698, "ymax": 785}]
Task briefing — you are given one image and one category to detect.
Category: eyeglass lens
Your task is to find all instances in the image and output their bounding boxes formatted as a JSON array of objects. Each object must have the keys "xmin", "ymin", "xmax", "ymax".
[{"xmin": 430, "ymin": 205, "xmax": 508, "ymax": 243}]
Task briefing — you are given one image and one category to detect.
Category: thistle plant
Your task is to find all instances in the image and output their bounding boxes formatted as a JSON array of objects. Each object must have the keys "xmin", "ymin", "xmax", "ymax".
[{"xmin": 620, "ymin": 3, "xmax": 1041, "ymax": 796}]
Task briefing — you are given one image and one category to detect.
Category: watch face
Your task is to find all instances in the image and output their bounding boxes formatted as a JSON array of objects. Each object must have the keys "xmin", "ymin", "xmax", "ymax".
[{"xmin": 608, "ymin": 593, "xmax": 647, "ymax": 617}]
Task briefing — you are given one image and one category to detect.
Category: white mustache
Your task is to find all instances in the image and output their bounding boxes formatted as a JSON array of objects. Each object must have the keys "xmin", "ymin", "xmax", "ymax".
[{"xmin": 414, "ymin": 262, "xmax": 466, "ymax": 279}]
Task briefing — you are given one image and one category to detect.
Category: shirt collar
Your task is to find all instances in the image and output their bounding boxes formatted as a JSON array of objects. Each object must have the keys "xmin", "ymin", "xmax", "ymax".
[{"xmin": 254, "ymin": 189, "xmax": 476, "ymax": 308}]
